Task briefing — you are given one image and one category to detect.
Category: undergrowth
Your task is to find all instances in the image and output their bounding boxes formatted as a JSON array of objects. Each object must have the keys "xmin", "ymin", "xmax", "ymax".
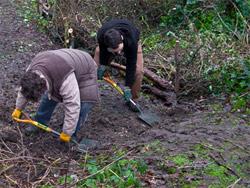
[
  {"xmin": 140, "ymin": 140, "xmax": 250, "ymax": 188},
  {"xmin": 56, "ymin": 148, "xmax": 148, "ymax": 187},
  {"xmin": 17, "ymin": 0, "xmax": 250, "ymax": 113},
  {"xmin": 12, "ymin": 0, "xmax": 250, "ymax": 187}
]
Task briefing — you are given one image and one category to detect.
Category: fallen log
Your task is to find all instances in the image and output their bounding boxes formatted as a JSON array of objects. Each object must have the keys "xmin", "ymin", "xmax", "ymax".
[
  {"xmin": 141, "ymin": 84, "xmax": 177, "ymax": 105},
  {"xmin": 144, "ymin": 67, "xmax": 174, "ymax": 90},
  {"xmin": 76, "ymin": 49, "xmax": 174, "ymax": 90},
  {"xmin": 110, "ymin": 62, "xmax": 174, "ymax": 90}
]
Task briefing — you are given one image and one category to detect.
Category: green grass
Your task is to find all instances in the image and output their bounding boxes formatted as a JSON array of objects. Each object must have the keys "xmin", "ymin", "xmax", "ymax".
[{"xmin": 139, "ymin": 140, "xmax": 249, "ymax": 187}]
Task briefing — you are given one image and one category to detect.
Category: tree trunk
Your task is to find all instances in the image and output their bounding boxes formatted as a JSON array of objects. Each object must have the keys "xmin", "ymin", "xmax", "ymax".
[{"xmin": 174, "ymin": 41, "xmax": 180, "ymax": 96}]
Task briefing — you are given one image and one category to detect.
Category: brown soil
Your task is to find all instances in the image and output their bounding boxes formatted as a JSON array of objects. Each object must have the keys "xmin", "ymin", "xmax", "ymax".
[{"xmin": 0, "ymin": 1, "xmax": 249, "ymax": 187}]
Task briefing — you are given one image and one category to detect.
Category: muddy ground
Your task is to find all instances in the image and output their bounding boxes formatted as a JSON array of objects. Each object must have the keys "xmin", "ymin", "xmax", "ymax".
[{"xmin": 0, "ymin": 0, "xmax": 250, "ymax": 187}]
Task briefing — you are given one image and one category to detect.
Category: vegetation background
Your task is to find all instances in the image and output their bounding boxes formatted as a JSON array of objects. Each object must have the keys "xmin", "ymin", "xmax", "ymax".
[
  {"xmin": 30, "ymin": 0, "xmax": 250, "ymax": 112},
  {"xmin": 1, "ymin": 0, "xmax": 249, "ymax": 187}
]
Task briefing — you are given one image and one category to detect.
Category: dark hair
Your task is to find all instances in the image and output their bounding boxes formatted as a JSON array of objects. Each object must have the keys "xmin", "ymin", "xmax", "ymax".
[
  {"xmin": 20, "ymin": 71, "xmax": 47, "ymax": 102},
  {"xmin": 104, "ymin": 29, "xmax": 122, "ymax": 49}
]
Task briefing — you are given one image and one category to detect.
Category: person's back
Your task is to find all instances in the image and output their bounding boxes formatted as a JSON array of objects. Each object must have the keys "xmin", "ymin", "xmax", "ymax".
[
  {"xmin": 12, "ymin": 49, "xmax": 100, "ymax": 145},
  {"xmin": 97, "ymin": 19, "xmax": 140, "ymax": 49},
  {"xmin": 30, "ymin": 49, "xmax": 100, "ymax": 102}
]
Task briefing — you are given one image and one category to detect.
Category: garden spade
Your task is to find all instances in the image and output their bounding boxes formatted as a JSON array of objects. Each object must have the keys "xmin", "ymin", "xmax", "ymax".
[
  {"xmin": 128, "ymin": 99, "xmax": 161, "ymax": 126},
  {"xmin": 13, "ymin": 112, "xmax": 100, "ymax": 152},
  {"xmin": 102, "ymin": 72, "xmax": 161, "ymax": 126}
]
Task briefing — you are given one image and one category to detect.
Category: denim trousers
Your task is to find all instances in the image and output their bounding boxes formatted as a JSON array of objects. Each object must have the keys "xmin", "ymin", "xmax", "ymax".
[{"xmin": 35, "ymin": 92, "xmax": 90, "ymax": 138}]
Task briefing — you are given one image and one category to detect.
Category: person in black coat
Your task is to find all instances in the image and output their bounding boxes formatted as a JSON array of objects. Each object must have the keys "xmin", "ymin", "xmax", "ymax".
[{"xmin": 94, "ymin": 19, "xmax": 144, "ymax": 111}]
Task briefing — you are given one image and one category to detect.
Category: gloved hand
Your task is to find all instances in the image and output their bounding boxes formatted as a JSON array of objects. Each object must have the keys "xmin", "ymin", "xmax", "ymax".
[
  {"xmin": 12, "ymin": 109, "xmax": 22, "ymax": 120},
  {"xmin": 123, "ymin": 86, "xmax": 132, "ymax": 102},
  {"xmin": 97, "ymin": 65, "xmax": 108, "ymax": 80},
  {"xmin": 60, "ymin": 132, "xmax": 71, "ymax": 142}
]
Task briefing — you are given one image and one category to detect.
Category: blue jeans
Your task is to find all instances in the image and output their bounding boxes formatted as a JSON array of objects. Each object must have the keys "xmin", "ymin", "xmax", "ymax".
[{"xmin": 35, "ymin": 92, "xmax": 90, "ymax": 138}]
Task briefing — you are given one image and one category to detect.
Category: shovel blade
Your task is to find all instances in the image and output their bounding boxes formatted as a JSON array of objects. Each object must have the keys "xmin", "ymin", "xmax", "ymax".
[
  {"xmin": 76, "ymin": 138, "xmax": 101, "ymax": 153},
  {"xmin": 138, "ymin": 111, "xmax": 161, "ymax": 126}
]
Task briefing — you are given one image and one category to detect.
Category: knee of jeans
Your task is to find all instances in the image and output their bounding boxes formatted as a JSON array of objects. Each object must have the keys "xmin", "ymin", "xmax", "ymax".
[
  {"xmin": 34, "ymin": 116, "xmax": 48, "ymax": 125},
  {"xmin": 42, "ymin": 92, "xmax": 50, "ymax": 101},
  {"xmin": 80, "ymin": 102, "xmax": 90, "ymax": 114}
]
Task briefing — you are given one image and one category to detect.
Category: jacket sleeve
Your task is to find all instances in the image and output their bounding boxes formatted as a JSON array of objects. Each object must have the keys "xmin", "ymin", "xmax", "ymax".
[
  {"xmin": 125, "ymin": 43, "xmax": 138, "ymax": 86},
  {"xmin": 15, "ymin": 89, "xmax": 28, "ymax": 110},
  {"xmin": 99, "ymin": 42, "xmax": 110, "ymax": 66},
  {"xmin": 59, "ymin": 72, "xmax": 81, "ymax": 136}
]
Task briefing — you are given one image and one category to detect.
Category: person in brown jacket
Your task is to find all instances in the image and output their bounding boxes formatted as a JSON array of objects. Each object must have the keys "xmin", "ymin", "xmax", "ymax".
[{"xmin": 11, "ymin": 49, "xmax": 101, "ymax": 143}]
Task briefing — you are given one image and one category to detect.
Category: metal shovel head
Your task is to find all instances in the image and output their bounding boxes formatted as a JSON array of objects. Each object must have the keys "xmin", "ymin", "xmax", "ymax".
[
  {"xmin": 138, "ymin": 111, "xmax": 161, "ymax": 126},
  {"xmin": 76, "ymin": 138, "xmax": 101, "ymax": 153}
]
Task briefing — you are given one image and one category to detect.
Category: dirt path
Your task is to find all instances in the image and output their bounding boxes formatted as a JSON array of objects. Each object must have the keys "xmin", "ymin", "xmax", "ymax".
[{"xmin": 0, "ymin": 0, "xmax": 249, "ymax": 187}]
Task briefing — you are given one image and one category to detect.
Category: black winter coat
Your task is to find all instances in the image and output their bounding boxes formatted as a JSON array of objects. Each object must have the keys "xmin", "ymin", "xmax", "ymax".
[{"xmin": 97, "ymin": 19, "xmax": 140, "ymax": 86}]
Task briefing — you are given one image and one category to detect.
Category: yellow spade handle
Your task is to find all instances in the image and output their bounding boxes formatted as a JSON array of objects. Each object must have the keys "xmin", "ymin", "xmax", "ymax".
[
  {"xmin": 13, "ymin": 112, "xmax": 53, "ymax": 133},
  {"xmin": 102, "ymin": 72, "xmax": 124, "ymax": 96}
]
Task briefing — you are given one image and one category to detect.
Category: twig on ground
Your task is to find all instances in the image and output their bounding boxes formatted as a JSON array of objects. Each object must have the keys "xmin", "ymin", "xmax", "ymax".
[
  {"xmin": 109, "ymin": 169, "xmax": 124, "ymax": 182},
  {"xmin": 15, "ymin": 122, "xmax": 24, "ymax": 145},
  {"xmin": 64, "ymin": 144, "xmax": 75, "ymax": 188},
  {"xmin": 177, "ymin": 162, "xmax": 214, "ymax": 170},
  {"xmin": 71, "ymin": 149, "xmax": 134, "ymax": 186},
  {"xmin": 217, "ymin": 137, "xmax": 250, "ymax": 155},
  {"xmin": 82, "ymin": 149, "xmax": 88, "ymax": 173},
  {"xmin": 4, "ymin": 173, "xmax": 19, "ymax": 186},
  {"xmin": 32, "ymin": 167, "xmax": 51, "ymax": 187},
  {"xmin": 0, "ymin": 138, "xmax": 14, "ymax": 154},
  {"xmin": 209, "ymin": 155, "xmax": 241, "ymax": 178},
  {"xmin": 27, "ymin": 165, "xmax": 31, "ymax": 187},
  {"xmin": 31, "ymin": 157, "xmax": 61, "ymax": 187},
  {"xmin": 227, "ymin": 177, "xmax": 242, "ymax": 188},
  {"xmin": 0, "ymin": 155, "xmax": 38, "ymax": 162},
  {"xmin": 0, "ymin": 164, "xmax": 14, "ymax": 175},
  {"xmin": 198, "ymin": 142, "xmax": 215, "ymax": 151},
  {"xmin": 238, "ymin": 90, "xmax": 250, "ymax": 98},
  {"xmin": 29, "ymin": 157, "xmax": 61, "ymax": 184}
]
